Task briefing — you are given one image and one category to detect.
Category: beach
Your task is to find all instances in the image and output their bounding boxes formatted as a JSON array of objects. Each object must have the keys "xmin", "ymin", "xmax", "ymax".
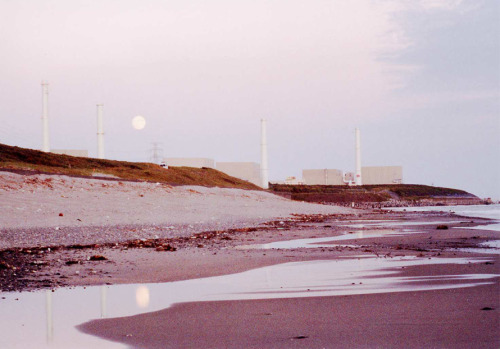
[{"xmin": 0, "ymin": 171, "xmax": 498, "ymax": 348}]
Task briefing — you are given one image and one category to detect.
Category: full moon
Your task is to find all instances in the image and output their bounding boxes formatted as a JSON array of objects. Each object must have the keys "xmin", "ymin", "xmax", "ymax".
[{"xmin": 132, "ymin": 115, "xmax": 146, "ymax": 130}]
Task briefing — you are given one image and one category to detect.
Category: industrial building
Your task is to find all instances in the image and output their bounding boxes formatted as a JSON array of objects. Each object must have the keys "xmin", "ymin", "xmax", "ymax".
[
  {"xmin": 301, "ymin": 166, "xmax": 403, "ymax": 186},
  {"xmin": 51, "ymin": 149, "xmax": 89, "ymax": 157},
  {"xmin": 216, "ymin": 162, "xmax": 261, "ymax": 186},
  {"xmin": 362, "ymin": 166, "xmax": 403, "ymax": 185},
  {"xmin": 300, "ymin": 129, "xmax": 403, "ymax": 186},
  {"xmin": 163, "ymin": 158, "xmax": 215, "ymax": 169},
  {"xmin": 302, "ymin": 169, "xmax": 344, "ymax": 185},
  {"xmin": 36, "ymin": 82, "xmax": 403, "ymax": 189}
]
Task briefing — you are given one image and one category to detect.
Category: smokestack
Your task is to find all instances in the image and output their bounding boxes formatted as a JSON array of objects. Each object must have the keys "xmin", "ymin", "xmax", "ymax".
[
  {"xmin": 355, "ymin": 127, "xmax": 362, "ymax": 186},
  {"xmin": 41, "ymin": 81, "xmax": 50, "ymax": 152},
  {"xmin": 97, "ymin": 104, "xmax": 104, "ymax": 159},
  {"xmin": 260, "ymin": 118, "xmax": 269, "ymax": 189}
]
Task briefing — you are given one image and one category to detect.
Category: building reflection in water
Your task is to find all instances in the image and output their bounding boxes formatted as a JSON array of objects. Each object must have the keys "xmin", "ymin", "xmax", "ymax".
[
  {"xmin": 44, "ymin": 284, "xmax": 151, "ymax": 343},
  {"xmin": 45, "ymin": 290, "xmax": 53, "ymax": 343},
  {"xmin": 100, "ymin": 286, "xmax": 107, "ymax": 318}
]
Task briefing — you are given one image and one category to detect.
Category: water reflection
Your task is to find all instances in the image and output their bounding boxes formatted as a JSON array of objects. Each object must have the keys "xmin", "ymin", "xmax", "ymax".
[
  {"xmin": 237, "ymin": 229, "xmax": 413, "ymax": 249},
  {"xmin": 343, "ymin": 220, "xmax": 465, "ymax": 228},
  {"xmin": 0, "ymin": 256, "xmax": 497, "ymax": 349},
  {"xmin": 100, "ymin": 286, "xmax": 107, "ymax": 318},
  {"xmin": 45, "ymin": 290, "xmax": 53, "ymax": 343},
  {"xmin": 136, "ymin": 286, "xmax": 150, "ymax": 308}
]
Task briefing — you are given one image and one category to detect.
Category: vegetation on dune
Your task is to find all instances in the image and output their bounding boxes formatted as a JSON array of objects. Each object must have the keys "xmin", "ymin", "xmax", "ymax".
[
  {"xmin": 0, "ymin": 143, "xmax": 260, "ymax": 190},
  {"xmin": 271, "ymin": 183, "xmax": 472, "ymax": 197},
  {"xmin": 270, "ymin": 183, "xmax": 477, "ymax": 204},
  {"xmin": 0, "ymin": 143, "xmax": 479, "ymax": 198}
]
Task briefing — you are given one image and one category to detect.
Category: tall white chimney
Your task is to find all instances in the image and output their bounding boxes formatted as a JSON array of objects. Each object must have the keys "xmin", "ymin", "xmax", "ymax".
[
  {"xmin": 97, "ymin": 104, "xmax": 104, "ymax": 159},
  {"xmin": 355, "ymin": 127, "xmax": 362, "ymax": 186},
  {"xmin": 41, "ymin": 81, "xmax": 50, "ymax": 152},
  {"xmin": 260, "ymin": 118, "xmax": 269, "ymax": 189}
]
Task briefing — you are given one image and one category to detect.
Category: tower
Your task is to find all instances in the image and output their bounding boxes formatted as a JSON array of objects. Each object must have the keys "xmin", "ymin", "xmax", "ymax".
[
  {"xmin": 355, "ymin": 128, "xmax": 362, "ymax": 186},
  {"xmin": 41, "ymin": 81, "xmax": 50, "ymax": 152},
  {"xmin": 97, "ymin": 104, "xmax": 104, "ymax": 159}
]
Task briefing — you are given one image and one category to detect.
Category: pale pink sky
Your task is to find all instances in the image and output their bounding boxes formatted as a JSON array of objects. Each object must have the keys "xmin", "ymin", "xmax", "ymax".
[{"xmin": 0, "ymin": 0, "xmax": 498, "ymax": 198}]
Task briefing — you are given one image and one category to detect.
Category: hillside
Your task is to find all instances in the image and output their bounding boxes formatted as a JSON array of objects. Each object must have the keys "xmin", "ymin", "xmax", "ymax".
[
  {"xmin": 0, "ymin": 143, "xmax": 260, "ymax": 189},
  {"xmin": 270, "ymin": 183, "xmax": 481, "ymax": 207}
]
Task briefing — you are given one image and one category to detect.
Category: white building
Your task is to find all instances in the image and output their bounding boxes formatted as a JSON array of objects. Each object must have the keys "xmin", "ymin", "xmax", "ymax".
[
  {"xmin": 216, "ymin": 162, "xmax": 261, "ymax": 186},
  {"xmin": 51, "ymin": 149, "xmax": 89, "ymax": 157},
  {"xmin": 302, "ymin": 169, "xmax": 344, "ymax": 185},
  {"xmin": 163, "ymin": 158, "xmax": 215, "ymax": 169},
  {"xmin": 361, "ymin": 166, "xmax": 403, "ymax": 185}
]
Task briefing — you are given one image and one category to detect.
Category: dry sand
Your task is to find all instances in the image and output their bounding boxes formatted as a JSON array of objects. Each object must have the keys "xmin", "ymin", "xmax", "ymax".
[
  {"xmin": 1, "ymin": 171, "xmax": 499, "ymax": 348},
  {"xmin": 0, "ymin": 171, "xmax": 352, "ymax": 248}
]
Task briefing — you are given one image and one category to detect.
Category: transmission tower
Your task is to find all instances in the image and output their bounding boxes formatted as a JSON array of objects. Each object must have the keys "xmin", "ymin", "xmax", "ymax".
[{"xmin": 149, "ymin": 142, "xmax": 164, "ymax": 164}]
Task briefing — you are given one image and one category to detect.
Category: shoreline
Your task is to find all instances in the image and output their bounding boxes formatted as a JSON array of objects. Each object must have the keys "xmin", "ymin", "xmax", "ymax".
[
  {"xmin": 1, "ymin": 209, "xmax": 498, "ymax": 293},
  {"xmin": 1, "ymin": 172, "xmax": 498, "ymax": 348},
  {"xmin": 2, "ymin": 217, "xmax": 499, "ymax": 348},
  {"xmin": 74, "ymin": 213, "xmax": 499, "ymax": 349}
]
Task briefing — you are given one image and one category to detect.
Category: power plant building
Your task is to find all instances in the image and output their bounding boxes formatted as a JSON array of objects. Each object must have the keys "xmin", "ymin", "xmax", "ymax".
[
  {"xmin": 301, "ymin": 167, "xmax": 403, "ymax": 185},
  {"xmin": 51, "ymin": 149, "xmax": 89, "ymax": 157},
  {"xmin": 216, "ymin": 162, "xmax": 261, "ymax": 186},
  {"xmin": 361, "ymin": 166, "xmax": 403, "ymax": 185},
  {"xmin": 303, "ymin": 169, "xmax": 344, "ymax": 185},
  {"xmin": 163, "ymin": 158, "xmax": 215, "ymax": 169}
]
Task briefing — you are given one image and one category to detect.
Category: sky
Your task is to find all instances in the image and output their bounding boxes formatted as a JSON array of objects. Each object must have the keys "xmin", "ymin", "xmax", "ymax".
[{"xmin": 0, "ymin": 0, "xmax": 499, "ymax": 199}]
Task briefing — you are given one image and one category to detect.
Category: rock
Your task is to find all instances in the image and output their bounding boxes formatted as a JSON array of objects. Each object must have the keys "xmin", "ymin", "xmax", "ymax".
[
  {"xmin": 88, "ymin": 255, "xmax": 107, "ymax": 261},
  {"xmin": 436, "ymin": 225, "xmax": 448, "ymax": 230}
]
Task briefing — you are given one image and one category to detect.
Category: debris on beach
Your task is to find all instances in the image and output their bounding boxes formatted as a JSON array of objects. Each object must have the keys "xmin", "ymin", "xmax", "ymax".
[
  {"xmin": 88, "ymin": 255, "xmax": 108, "ymax": 261},
  {"xmin": 155, "ymin": 244, "xmax": 176, "ymax": 252},
  {"xmin": 481, "ymin": 307, "xmax": 494, "ymax": 311}
]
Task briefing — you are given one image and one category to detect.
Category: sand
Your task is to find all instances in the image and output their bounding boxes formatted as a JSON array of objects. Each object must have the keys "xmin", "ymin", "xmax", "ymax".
[
  {"xmin": 0, "ymin": 171, "xmax": 352, "ymax": 248},
  {"xmin": 1, "ymin": 170, "xmax": 499, "ymax": 348}
]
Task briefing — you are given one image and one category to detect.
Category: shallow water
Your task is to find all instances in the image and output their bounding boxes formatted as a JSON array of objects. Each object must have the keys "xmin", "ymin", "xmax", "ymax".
[
  {"xmin": 388, "ymin": 204, "xmax": 500, "ymax": 220},
  {"xmin": 237, "ymin": 229, "xmax": 415, "ymax": 249},
  {"xmin": 342, "ymin": 220, "xmax": 466, "ymax": 228},
  {"xmin": 238, "ymin": 228, "xmax": 499, "ymax": 254},
  {"xmin": 451, "ymin": 240, "xmax": 500, "ymax": 255},
  {"xmin": 0, "ymin": 256, "xmax": 497, "ymax": 349},
  {"xmin": 388, "ymin": 204, "xmax": 500, "ymax": 231}
]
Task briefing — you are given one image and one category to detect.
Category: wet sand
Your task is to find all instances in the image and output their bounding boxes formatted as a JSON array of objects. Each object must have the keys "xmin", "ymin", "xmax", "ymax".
[
  {"xmin": 79, "ymin": 282, "xmax": 498, "ymax": 349},
  {"xmin": 73, "ymin": 215, "xmax": 499, "ymax": 349}
]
